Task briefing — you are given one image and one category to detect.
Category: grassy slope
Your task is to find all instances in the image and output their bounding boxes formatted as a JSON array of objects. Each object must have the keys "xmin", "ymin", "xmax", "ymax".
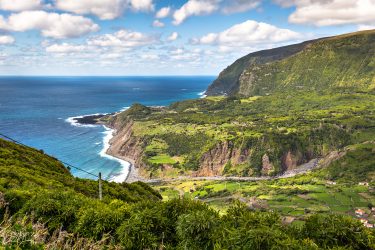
[
  {"xmin": 207, "ymin": 30, "xmax": 375, "ymax": 96},
  {"xmin": 205, "ymin": 38, "xmax": 319, "ymax": 96},
  {"xmin": 0, "ymin": 138, "xmax": 161, "ymax": 216}
]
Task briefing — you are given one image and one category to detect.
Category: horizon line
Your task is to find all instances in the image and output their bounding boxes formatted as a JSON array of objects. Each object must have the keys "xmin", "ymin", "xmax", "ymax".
[{"xmin": 0, "ymin": 75, "xmax": 217, "ymax": 77}]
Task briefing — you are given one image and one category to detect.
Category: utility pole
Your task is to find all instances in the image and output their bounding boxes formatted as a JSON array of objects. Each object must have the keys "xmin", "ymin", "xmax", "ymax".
[{"xmin": 99, "ymin": 172, "xmax": 102, "ymax": 200}]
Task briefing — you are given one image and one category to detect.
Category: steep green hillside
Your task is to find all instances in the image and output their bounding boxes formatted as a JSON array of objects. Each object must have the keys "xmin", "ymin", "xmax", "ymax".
[
  {"xmin": 0, "ymin": 138, "xmax": 161, "ymax": 211},
  {"xmin": 108, "ymin": 90, "xmax": 375, "ymax": 179},
  {"xmin": 2, "ymin": 138, "xmax": 373, "ymax": 249},
  {"xmin": 206, "ymin": 30, "xmax": 375, "ymax": 96}
]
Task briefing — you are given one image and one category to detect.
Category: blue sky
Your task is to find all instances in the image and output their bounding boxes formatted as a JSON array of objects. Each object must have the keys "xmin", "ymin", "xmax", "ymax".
[{"xmin": 0, "ymin": 0, "xmax": 374, "ymax": 76}]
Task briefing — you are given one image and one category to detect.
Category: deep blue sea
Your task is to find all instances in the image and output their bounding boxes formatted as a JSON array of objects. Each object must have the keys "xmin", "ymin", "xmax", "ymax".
[{"xmin": 0, "ymin": 76, "xmax": 213, "ymax": 181}]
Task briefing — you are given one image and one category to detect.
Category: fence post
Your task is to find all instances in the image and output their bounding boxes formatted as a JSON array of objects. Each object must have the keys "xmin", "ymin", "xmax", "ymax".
[{"xmin": 99, "ymin": 172, "xmax": 102, "ymax": 200}]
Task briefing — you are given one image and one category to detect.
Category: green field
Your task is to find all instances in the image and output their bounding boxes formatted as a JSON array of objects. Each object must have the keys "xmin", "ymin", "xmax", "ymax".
[{"xmin": 153, "ymin": 142, "xmax": 375, "ymax": 222}]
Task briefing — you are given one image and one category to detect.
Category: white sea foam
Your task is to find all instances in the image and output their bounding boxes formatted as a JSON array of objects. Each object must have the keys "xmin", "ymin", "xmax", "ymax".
[
  {"xmin": 65, "ymin": 112, "xmax": 131, "ymax": 183},
  {"xmin": 100, "ymin": 126, "xmax": 130, "ymax": 183},
  {"xmin": 65, "ymin": 113, "xmax": 107, "ymax": 128},
  {"xmin": 119, "ymin": 106, "xmax": 130, "ymax": 112},
  {"xmin": 198, "ymin": 91, "xmax": 207, "ymax": 98}
]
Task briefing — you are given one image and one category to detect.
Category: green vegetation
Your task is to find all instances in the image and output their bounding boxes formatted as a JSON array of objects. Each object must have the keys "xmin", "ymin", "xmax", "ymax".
[
  {"xmin": 154, "ymin": 142, "xmax": 375, "ymax": 221},
  {"xmin": 112, "ymin": 89, "xmax": 375, "ymax": 178},
  {"xmin": 207, "ymin": 30, "xmax": 375, "ymax": 96},
  {"xmin": 2, "ymin": 138, "xmax": 373, "ymax": 249},
  {"xmin": 2, "ymin": 30, "xmax": 375, "ymax": 249},
  {"xmin": 107, "ymin": 31, "xmax": 375, "ymax": 179},
  {"xmin": 315, "ymin": 143, "xmax": 375, "ymax": 182}
]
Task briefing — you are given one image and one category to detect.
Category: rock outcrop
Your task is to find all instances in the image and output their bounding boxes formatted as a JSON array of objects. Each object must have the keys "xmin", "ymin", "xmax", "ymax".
[
  {"xmin": 261, "ymin": 154, "xmax": 274, "ymax": 176},
  {"xmin": 196, "ymin": 141, "xmax": 249, "ymax": 176}
]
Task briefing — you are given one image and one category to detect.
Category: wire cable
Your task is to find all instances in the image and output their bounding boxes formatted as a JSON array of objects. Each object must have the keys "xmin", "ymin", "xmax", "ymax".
[{"xmin": 0, "ymin": 132, "xmax": 98, "ymax": 178}]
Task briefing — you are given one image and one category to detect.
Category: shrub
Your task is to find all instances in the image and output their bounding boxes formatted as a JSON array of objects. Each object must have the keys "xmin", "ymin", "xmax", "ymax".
[
  {"xmin": 75, "ymin": 199, "xmax": 131, "ymax": 239},
  {"xmin": 176, "ymin": 209, "xmax": 220, "ymax": 250},
  {"xmin": 116, "ymin": 204, "xmax": 167, "ymax": 249},
  {"xmin": 302, "ymin": 214, "xmax": 374, "ymax": 249},
  {"xmin": 21, "ymin": 191, "xmax": 84, "ymax": 232}
]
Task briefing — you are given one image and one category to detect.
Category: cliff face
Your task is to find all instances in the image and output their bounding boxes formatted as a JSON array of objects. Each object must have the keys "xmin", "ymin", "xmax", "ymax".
[
  {"xmin": 106, "ymin": 118, "xmax": 146, "ymax": 173},
  {"xmin": 206, "ymin": 30, "xmax": 375, "ymax": 97},
  {"xmin": 205, "ymin": 39, "xmax": 315, "ymax": 96},
  {"xmin": 196, "ymin": 141, "xmax": 248, "ymax": 176}
]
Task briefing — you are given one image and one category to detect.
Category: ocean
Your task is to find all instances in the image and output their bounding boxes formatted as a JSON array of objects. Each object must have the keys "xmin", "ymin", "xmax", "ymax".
[{"xmin": 0, "ymin": 76, "xmax": 213, "ymax": 181}]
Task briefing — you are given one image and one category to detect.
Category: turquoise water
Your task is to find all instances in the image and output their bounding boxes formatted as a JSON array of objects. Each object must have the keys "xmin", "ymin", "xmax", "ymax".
[{"xmin": 0, "ymin": 76, "xmax": 213, "ymax": 181}]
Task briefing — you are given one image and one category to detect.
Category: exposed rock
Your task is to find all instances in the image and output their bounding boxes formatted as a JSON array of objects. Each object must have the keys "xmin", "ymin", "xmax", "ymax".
[
  {"xmin": 196, "ymin": 141, "xmax": 248, "ymax": 176},
  {"xmin": 106, "ymin": 119, "xmax": 146, "ymax": 181},
  {"xmin": 319, "ymin": 150, "xmax": 347, "ymax": 169},
  {"xmin": 282, "ymin": 151, "xmax": 298, "ymax": 171},
  {"xmin": 261, "ymin": 154, "xmax": 274, "ymax": 176}
]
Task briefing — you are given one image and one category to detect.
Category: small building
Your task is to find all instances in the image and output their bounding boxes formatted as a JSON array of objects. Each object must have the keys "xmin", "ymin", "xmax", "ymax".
[
  {"xmin": 358, "ymin": 182, "xmax": 369, "ymax": 186},
  {"xmin": 365, "ymin": 223, "xmax": 374, "ymax": 228},
  {"xmin": 360, "ymin": 218, "xmax": 368, "ymax": 224},
  {"xmin": 355, "ymin": 209, "xmax": 365, "ymax": 217}
]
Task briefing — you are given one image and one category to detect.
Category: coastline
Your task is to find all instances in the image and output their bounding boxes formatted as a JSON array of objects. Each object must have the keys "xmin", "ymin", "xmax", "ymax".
[
  {"xmin": 66, "ymin": 113, "xmax": 135, "ymax": 183},
  {"xmin": 65, "ymin": 91, "xmax": 206, "ymax": 183},
  {"xmin": 101, "ymin": 126, "xmax": 133, "ymax": 183},
  {"xmin": 104, "ymin": 151, "xmax": 142, "ymax": 183}
]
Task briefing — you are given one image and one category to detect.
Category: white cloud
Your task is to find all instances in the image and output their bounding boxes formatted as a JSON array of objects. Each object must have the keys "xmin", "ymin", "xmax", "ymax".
[
  {"xmin": 55, "ymin": 0, "xmax": 154, "ymax": 20},
  {"xmin": 152, "ymin": 19, "xmax": 165, "ymax": 28},
  {"xmin": 172, "ymin": 0, "xmax": 263, "ymax": 25},
  {"xmin": 88, "ymin": 29, "xmax": 158, "ymax": 48},
  {"xmin": 275, "ymin": 0, "xmax": 375, "ymax": 26},
  {"xmin": 167, "ymin": 32, "xmax": 179, "ymax": 41},
  {"xmin": 272, "ymin": 0, "xmax": 298, "ymax": 8},
  {"xmin": 46, "ymin": 43, "xmax": 87, "ymax": 53},
  {"xmin": 55, "ymin": 0, "xmax": 125, "ymax": 20},
  {"xmin": 130, "ymin": 0, "xmax": 154, "ymax": 12},
  {"xmin": 173, "ymin": 0, "xmax": 219, "ymax": 25},
  {"xmin": 221, "ymin": 0, "xmax": 261, "ymax": 14},
  {"xmin": 192, "ymin": 20, "xmax": 301, "ymax": 47},
  {"xmin": 0, "ymin": 11, "xmax": 99, "ymax": 39},
  {"xmin": 101, "ymin": 53, "xmax": 123, "ymax": 59},
  {"xmin": 0, "ymin": 35, "xmax": 14, "ymax": 44},
  {"xmin": 0, "ymin": 0, "xmax": 42, "ymax": 12},
  {"xmin": 169, "ymin": 47, "xmax": 202, "ymax": 61},
  {"xmin": 155, "ymin": 6, "xmax": 171, "ymax": 18},
  {"xmin": 357, "ymin": 24, "xmax": 375, "ymax": 31},
  {"xmin": 141, "ymin": 54, "xmax": 159, "ymax": 60}
]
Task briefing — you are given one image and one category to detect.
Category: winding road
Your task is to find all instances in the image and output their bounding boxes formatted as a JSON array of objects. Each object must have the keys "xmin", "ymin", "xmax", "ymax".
[{"xmin": 145, "ymin": 158, "xmax": 320, "ymax": 183}]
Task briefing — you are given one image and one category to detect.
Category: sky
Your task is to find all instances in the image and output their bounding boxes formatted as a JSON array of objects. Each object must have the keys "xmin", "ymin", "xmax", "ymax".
[{"xmin": 0, "ymin": 0, "xmax": 374, "ymax": 76}]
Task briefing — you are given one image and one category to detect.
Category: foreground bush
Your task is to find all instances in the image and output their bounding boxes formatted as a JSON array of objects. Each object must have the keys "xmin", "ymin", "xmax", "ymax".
[{"xmin": 2, "ymin": 198, "xmax": 374, "ymax": 249}]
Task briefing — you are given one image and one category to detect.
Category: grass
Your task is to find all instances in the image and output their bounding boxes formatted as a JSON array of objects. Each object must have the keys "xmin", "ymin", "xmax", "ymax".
[
  {"xmin": 148, "ymin": 154, "xmax": 177, "ymax": 165},
  {"xmin": 152, "ymin": 143, "xmax": 375, "ymax": 219}
]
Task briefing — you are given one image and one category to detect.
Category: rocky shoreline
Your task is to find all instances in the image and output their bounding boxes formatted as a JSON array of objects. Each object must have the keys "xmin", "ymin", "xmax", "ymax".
[
  {"xmin": 72, "ymin": 113, "xmax": 112, "ymax": 125},
  {"xmin": 104, "ymin": 152, "xmax": 142, "ymax": 183}
]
